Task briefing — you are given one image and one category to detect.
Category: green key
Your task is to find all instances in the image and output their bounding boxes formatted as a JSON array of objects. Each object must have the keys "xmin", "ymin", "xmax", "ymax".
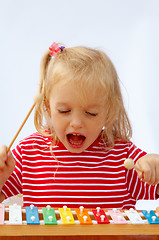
[{"xmin": 42, "ymin": 205, "xmax": 57, "ymax": 225}]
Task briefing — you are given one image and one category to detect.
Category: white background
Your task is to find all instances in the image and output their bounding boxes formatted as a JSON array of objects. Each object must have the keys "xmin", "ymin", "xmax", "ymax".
[{"xmin": 0, "ymin": 0, "xmax": 159, "ymax": 153}]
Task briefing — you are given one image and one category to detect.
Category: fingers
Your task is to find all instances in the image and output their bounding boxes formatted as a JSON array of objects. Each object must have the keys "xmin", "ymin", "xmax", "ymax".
[
  {"xmin": 135, "ymin": 168, "xmax": 143, "ymax": 179},
  {"xmin": 154, "ymin": 166, "xmax": 159, "ymax": 185},
  {"xmin": 135, "ymin": 154, "xmax": 159, "ymax": 185},
  {"xmin": 7, "ymin": 150, "xmax": 15, "ymax": 171},
  {"xmin": 140, "ymin": 162, "xmax": 152, "ymax": 183},
  {"xmin": 0, "ymin": 145, "xmax": 8, "ymax": 169},
  {"xmin": 0, "ymin": 145, "xmax": 15, "ymax": 172}
]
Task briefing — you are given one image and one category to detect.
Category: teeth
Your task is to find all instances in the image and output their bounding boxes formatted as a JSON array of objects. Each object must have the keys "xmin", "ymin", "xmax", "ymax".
[
  {"xmin": 69, "ymin": 139, "xmax": 82, "ymax": 145},
  {"xmin": 67, "ymin": 133, "xmax": 85, "ymax": 146}
]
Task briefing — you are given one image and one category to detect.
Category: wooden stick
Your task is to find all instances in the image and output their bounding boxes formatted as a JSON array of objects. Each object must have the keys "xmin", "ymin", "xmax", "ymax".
[
  {"xmin": 7, "ymin": 102, "xmax": 36, "ymax": 152},
  {"xmin": 124, "ymin": 158, "xmax": 143, "ymax": 173},
  {"xmin": 7, "ymin": 93, "xmax": 42, "ymax": 152}
]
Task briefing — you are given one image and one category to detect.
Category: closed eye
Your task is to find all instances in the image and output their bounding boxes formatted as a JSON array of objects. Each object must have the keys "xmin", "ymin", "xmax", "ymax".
[
  {"xmin": 58, "ymin": 110, "xmax": 71, "ymax": 114},
  {"xmin": 86, "ymin": 112, "xmax": 98, "ymax": 116}
]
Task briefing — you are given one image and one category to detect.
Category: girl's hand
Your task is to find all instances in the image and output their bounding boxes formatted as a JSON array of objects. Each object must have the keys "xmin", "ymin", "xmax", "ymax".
[
  {"xmin": 135, "ymin": 154, "xmax": 159, "ymax": 185},
  {"xmin": 0, "ymin": 145, "xmax": 15, "ymax": 189}
]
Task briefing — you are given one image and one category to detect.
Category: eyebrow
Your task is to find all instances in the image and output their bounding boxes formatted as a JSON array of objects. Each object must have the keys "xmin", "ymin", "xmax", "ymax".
[
  {"xmin": 56, "ymin": 103, "xmax": 70, "ymax": 107},
  {"xmin": 55, "ymin": 102, "xmax": 103, "ymax": 109}
]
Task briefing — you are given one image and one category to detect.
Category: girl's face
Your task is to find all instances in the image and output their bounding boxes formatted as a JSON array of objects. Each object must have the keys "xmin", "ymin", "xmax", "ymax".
[{"xmin": 49, "ymin": 81, "xmax": 106, "ymax": 153}]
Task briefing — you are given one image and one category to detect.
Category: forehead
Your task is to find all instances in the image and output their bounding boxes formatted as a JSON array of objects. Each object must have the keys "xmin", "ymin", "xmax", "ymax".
[
  {"xmin": 50, "ymin": 80, "xmax": 106, "ymax": 107},
  {"xmin": 47, "ymin": 52, "xmax": 111, "ymax": 103}
]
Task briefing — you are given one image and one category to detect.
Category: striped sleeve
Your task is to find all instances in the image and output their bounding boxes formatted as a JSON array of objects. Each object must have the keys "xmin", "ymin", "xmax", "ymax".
[
  {"xmin": 1, "ymin": 144, "xmax": 23, "ymax": 198},
  {"xmin": 125, "ymin": 142, "xmax": 157, "ymax": 200}
]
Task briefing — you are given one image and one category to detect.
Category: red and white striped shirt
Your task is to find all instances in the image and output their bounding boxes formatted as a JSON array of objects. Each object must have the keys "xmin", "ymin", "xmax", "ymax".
[{"xmin": 2, "ymin": 132, "xmax": 157, "ymax": 209}]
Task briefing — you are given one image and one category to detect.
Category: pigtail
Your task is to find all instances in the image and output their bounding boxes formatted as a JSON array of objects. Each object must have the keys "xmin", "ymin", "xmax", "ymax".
[
  {"xmin": 34, "ymin": 50, "xmax": 52, "ymax": 135},
  {"xmin": 39, "ymin": 50, "xmax": 51, "ymax": 94},
  {"xmin": 34, "ymin": 43, "xmax": 65, "ymax": 142}
]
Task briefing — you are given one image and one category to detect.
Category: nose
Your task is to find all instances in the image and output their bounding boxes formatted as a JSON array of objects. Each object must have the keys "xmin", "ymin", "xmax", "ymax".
[{"xmin": 70, "ymin": 113, "xmax": 83, "ymax": 130}]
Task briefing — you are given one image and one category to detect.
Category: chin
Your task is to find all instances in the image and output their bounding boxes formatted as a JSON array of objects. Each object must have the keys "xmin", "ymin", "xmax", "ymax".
[{"xmin": 67, "ymin": 147, "xmax": 85, "ymax": 154}]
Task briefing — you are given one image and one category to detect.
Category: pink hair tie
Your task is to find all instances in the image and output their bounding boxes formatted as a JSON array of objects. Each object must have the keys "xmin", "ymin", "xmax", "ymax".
[{"xmin": 49, "ymin": 42, "xmax": 65, "ymax": 57}]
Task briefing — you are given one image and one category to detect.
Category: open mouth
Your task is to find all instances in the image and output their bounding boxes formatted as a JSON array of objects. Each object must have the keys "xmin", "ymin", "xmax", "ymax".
[{"xmin": 67, "ymin": 133, "xmax": 86, "ymax": 148}]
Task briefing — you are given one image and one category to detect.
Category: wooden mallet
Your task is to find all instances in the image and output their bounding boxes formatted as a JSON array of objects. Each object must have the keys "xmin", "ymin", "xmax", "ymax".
[
  {"xmin": 124, "ymin": 158, "xmax": 143, "ymax": 173},
  {"xmin": 7, "ymin": 93, "xmax": 42, "ymax": 152}
]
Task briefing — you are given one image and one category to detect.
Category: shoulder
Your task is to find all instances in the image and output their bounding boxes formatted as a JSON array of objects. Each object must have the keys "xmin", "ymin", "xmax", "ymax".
[
  {"xmin": 19, "ymin": 132, "xmax": 50, "ymax": 143},
  {"xmin": 107, "ymin": 140, "xmax": 133, "ymax": 156},
  {"xmin": 113, "ymin": 140, "xmax": 146, "ymax": 160},
  {"xmin": 15, "ymin": 132, "xmax": 52, "ymax": 151},
  {"xmin": 88, "ymin": 138, "xmax": 132, "ymax": 156},
  {"xmin": 93, "ymin": 138, "xmax": 132, "ymax": 151},
  {"xmin": 113, "ymin": 140, "xmax": 132, "ymax": 149},
  {"xmin": 12, "ymin": 132, "xmax": 52, "ymax": 162},
  {"xmin": 98, "ymin": 138, "xmax": 145, "ymax": 155}
]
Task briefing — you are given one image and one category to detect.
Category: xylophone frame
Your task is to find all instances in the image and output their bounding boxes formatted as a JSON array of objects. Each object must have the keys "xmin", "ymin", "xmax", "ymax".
[
  {"xmin": 0, "ymin": 223, "xmax": 159, "ymax": 240},
  {"xmin": 0, "ymin": 207, "xmax": 159, "ymax": 240}
]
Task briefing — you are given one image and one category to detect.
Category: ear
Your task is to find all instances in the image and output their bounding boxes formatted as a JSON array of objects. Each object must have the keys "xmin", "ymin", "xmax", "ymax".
[
  {"xmin": 47, "ymin": 106, "xmax": 51, "ymax": 117},
  {"xmin": 44, "ymin": 97, "xmax": 51, "ymax": 117},
  {"xmin": 44, "ymin": 109, "xmax": 54, "ymax": 130}
]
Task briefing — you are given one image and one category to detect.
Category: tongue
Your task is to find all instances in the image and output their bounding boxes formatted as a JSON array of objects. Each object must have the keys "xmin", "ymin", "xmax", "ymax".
[{"xmin": 68, "ymin": 134, "xmax": 85, "ymax": 145}]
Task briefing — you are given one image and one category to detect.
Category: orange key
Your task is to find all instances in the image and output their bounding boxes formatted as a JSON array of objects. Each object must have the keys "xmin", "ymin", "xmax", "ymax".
[{"xmin": 75, "ymin": 206, "xmax": 92, "ymax": 225}]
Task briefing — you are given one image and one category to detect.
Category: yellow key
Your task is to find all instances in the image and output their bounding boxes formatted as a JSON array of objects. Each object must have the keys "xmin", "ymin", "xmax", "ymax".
[{"xmin": 59, "ymin": 205, "xmax": 75, "ymax": 225}]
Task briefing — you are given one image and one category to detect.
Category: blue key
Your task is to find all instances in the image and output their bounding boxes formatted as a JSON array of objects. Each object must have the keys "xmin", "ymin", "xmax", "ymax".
[
  {"xmin": 25, "ymin": 205, "xmax": 40, "ymax": 225},
  {"xmin": 142, "ymin": 210, "xmax": 159, "ymax": 224}
]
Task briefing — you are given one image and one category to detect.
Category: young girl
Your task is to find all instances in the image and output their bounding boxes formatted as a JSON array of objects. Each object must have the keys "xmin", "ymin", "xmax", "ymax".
[{"xmin": 0, "ymin": 42, "xmax": 159, "ymax": 209}]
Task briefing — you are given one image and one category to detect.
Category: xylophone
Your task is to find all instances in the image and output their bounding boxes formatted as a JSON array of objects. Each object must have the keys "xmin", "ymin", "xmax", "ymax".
[{"xmin": 0, "ymin": 204, "xmax": 159, "ymax": 240}]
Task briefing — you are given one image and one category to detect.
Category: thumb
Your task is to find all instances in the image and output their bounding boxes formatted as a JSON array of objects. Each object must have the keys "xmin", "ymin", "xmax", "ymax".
[{"xmin": 6, "ymin": 150, "xmax": 15, "ymax": 170}]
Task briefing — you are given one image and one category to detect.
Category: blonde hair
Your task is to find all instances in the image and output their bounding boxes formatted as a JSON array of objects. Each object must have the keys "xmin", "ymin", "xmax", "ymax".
[{"xmin": 34, "ymin": 44, "xmax": 132, "ymax": 149}]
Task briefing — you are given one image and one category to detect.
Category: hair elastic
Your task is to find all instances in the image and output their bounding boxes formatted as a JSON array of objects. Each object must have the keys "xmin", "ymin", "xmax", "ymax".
[{"xmin": 49, "ymin": 42, "xmax": 65, "ymax": 57}]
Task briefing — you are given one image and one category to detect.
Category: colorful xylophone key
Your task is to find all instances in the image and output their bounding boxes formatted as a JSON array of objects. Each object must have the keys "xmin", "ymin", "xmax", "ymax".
[
  {"xmin": 9, "ymin": 204, "xmax": 22, "ymax": 225},
  {"xmin": 142, "ymin": 210, "xmax": 159, "ymax": 224},
  {"xmin": 42, "ymin": 205, "xmax": 57, "ymax": 225},
  {"xmin": 25, "ymin": 204, "xmax": 40, "ymax": 225},
  {"xmin": 108, "ymin": 208, "xmax": 127, "ymax": 224},
  {"xmin": 59, "ymin": 205, "xmax": 75, "ymax": 225},
  {"xmin": 75, "ymin": 206, "xmax": 92, "ymax": 225},
  {"xmin": 125, "ymin": 208, "xmax": 145, "ymax": 224},
  {"xmin": 0, "ymin": 204, "xmax": 5, "ymax": 225},
  {"xmin": 92, "ymin": 207, "xmax": 109, "ymax": 224}
]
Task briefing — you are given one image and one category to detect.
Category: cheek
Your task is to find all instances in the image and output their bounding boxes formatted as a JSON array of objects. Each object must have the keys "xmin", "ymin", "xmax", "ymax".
[
  {"xmin": 87, "ymin": 120, "xmax": 104, "ymax": 137},
  {"xmin": 51, "ymin": 114, "xmax": 65, "ymax": 133},
  {"xmin": 94, "ymin": 116, "xmax": 105, "ymax": 129},
  {"xmin": 51, "ymin": 115, "xmax": 59, "ymax": 129}
]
